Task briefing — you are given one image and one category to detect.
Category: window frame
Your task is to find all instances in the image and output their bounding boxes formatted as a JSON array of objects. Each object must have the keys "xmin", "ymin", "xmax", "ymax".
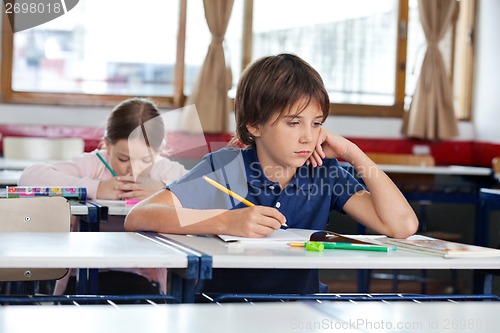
[{"xmin": 0, "ymin": 0, "xmax": 474, "ymax": 119}]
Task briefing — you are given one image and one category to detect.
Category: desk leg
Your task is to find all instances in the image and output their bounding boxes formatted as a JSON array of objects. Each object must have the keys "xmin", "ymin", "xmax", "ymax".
[
  {"xmin": 168, "ymin": 272, "xmax": 184, "ymax": 303},
  {"xmin": 76, "ymin": 268, "xmax": 100, "ymax": 295},
  {"xmin": 168, "ymin": 270, "xmax": 197, "ymax": 303},
  {"xmin": 357, "ymin": 269, "xmax": 369, "ymax": 293},
  {"xmin": 473, "ymin": 270, "xmax": 493, "ymax": 295},
  {"xmin": 475, "ymin": 200, "xmax": 488, "ymax": 246},
  {"xmin": 77, "ymin": 268, "xmax": 88, "ymax": 295},
  {"xmin": 88, "ymin": 269, "xmax": 99, "ymax": 294}
]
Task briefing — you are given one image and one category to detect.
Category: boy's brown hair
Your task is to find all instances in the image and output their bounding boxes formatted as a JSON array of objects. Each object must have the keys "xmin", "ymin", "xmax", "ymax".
[{"xmin": 234, "ymin": 53, "xmax": 330, "ymax": 147}]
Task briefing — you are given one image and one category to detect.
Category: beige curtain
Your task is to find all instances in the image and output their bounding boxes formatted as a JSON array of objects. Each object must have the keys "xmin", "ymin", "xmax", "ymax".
[
  {"xmin": 402, "ymin": 0, "xmax": 458, "ymax": 140},
  {"xmin": 181, "ymin": 0, "xmax": 234, "ymax": 134}
]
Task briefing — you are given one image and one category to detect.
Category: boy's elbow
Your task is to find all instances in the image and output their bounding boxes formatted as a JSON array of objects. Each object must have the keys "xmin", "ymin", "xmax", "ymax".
[
  {"xmin": 124, "ymin": 211, "xmax": 140, "ymax": 231},
  {"xmin": 391, "ymin": 215, "xmax": 419, "ymax": 239}
]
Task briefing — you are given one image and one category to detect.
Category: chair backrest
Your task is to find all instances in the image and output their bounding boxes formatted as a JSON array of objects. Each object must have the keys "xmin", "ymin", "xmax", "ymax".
[
  {"xmin": 367, "ymin": 153, "xmax": 436, "ymax": 167},
  {"xmin": 2, "ymin": 137, "xmax": 84, "ymax": 160},
  {"xmin": 493, "ymin": 157, "xmax": 500, "ymax": 174},
  {"xmin": 366, "ymin": 153, "xmax": 436, "ymax": 193},
  {"xmin": 0, "ymin": 196, "xmax": 70, "ymax": 281},
  {"xmin": 493, "ymin": 157, "xmax": 500, "ymax": 184}
]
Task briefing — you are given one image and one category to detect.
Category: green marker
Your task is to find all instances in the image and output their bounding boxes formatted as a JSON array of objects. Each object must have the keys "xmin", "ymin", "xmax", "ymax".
[
  {"xmin": 289, "ymin": 241, "xmax": 396, "ymax": 252},
  {"xmin": 96, "ymin": 151, "xmax": 117, "ymax": 176}
]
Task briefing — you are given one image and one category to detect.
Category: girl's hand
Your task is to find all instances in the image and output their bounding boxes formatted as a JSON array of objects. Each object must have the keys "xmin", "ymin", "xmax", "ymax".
[
  {"xmin": 221, "ymin": 206, "xmax": 286, "ymax": 238},
  {"xmin": 308, "ymin": 129, "xmax": 351, "ymax": 167},
  {"xmin": 96, "ymin": 177, "xmax": 127, "ymax": 199},
  {"xmin": 114, "ymin": 174, "xmax": 165, "ymax": 200}
]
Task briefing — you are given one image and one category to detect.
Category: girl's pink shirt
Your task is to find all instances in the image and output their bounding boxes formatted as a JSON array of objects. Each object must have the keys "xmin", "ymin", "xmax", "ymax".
[
  {"xmin": 19, "ymin": 149, "xmax": 187, "ymax": 199},
  {"xmin": 18, "ymin": 149, "xmax": 188, "ymax": 295}
]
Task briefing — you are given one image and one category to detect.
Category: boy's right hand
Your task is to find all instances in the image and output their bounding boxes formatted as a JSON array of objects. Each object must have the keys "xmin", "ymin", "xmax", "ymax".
[{"xmin": 221, "ymin": 206, "xmax": 286, "ymax": 238}]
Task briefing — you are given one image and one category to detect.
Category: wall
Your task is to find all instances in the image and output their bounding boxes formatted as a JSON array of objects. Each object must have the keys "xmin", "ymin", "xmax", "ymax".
[
  {"xmin": 472, "ymin": 0, "xmax": 500, "ymax": 144},
  {"xmin": 0, "ymin": 0, "xmax": 498, "ymax": 146}
]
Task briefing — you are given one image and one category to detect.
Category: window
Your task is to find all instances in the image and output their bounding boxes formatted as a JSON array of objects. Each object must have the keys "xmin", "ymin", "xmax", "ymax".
[
  {"xmin": 248, "ymin": 0, "xmax": 402, "ymax": 116},
  {"xmin": 1, "ymin": 0, "xmax": 475, "ymax": 119},
  {"xmin": 2, "ymin": 0, "xmax": 179, "ymax": 106}
]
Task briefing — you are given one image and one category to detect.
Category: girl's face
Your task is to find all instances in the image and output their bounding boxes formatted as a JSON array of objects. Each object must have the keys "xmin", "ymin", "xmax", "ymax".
[
  {"xmin": 247, "ymin": 98, "xmax": 324, "ymax": 173},
  {"xmin": 105, "ymin": 139, "xmax": 157, "ymax": 178}
]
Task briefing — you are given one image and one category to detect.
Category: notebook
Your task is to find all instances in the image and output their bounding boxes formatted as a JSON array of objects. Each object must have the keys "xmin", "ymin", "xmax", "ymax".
[
  {"xmin": 218, "ymin": 228, "xmax": 308, "ymax": 244},
  {"xmin": 383, "ymin": 235, "xmax": 500, "ymax": 258}
]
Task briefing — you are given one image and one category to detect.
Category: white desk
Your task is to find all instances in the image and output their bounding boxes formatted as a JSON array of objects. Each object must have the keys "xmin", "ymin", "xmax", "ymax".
[
  {"xmin": 338, "ymin": 161, "xmax": 492, "ymax": 177},
  {"xmin": 0, "ymin": 157, "xmax": 38, "ymax": 171},
  {"xmin": 162, "ymin": 230, "xmax": 500, "ymax": 270},
  {"xmin": 315, "ymin": 302, "xmax": 500, "ymax": 333},
  {"xmin": 0, "ymin": 232, "xmax": 188, "ymax": 269},
  {"xmin": 0, "ymin": 232, "xmax": 200, "ymax": 302},
  {"xmin": 69, "ymin": 201, "xmax": 126, "ymax": 232},
  {"xmin": 377, "ymin": 164, "xmax": 492, "ymax": 176},
  {"xmin": 160, "ymin": 229, "xmax": 500, "ymax": 295},
  {"xmin": 91, "ymin": 199, "xmax": 134, "ymax": 216},
  {"xmin": 0, "ymin": 302, "xmax": 499, "ymax": 333},
  {"xmin": 0, "ymin": 170, "xmax": 21, "ymax": 186},
  {"xmin": 481, "ymin": 188, "xmax": 500, "ymax": 196}
]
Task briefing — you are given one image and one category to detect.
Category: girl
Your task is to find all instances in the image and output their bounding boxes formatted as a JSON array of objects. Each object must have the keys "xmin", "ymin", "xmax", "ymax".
[{"xmin": 19, "ymin": 97, "xmax": 187, "ymax": 296}]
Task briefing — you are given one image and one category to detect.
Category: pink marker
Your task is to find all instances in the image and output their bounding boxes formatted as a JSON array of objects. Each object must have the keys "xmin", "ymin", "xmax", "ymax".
[{"xmin": 125, "ymin": 199, "xmax": 141, "ymax": 205}]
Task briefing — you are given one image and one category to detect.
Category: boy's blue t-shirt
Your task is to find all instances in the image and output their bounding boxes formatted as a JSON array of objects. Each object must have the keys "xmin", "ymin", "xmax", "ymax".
[
  {"xmin": 168, "ymin": 147, "xmax": 364, "ymax": 229},
  {"xmin": 167, "ymin": 147, "xmax": 365, "ymax": 294}
]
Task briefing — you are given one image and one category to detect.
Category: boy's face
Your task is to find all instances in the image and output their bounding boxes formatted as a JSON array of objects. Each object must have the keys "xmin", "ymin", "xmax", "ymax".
[
  {"xmin": 105, "ymin": 138, "xmax": 157, "ymax": 177},
  {"xmin": 247, "ymin": 99, "xmax": 324, "ymax": 171}
]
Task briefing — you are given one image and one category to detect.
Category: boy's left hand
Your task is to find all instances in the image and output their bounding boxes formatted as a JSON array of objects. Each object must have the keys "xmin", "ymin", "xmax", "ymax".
[{"xmin": 308, "ymin": 129, "xmax": 350, "ymax": 167}]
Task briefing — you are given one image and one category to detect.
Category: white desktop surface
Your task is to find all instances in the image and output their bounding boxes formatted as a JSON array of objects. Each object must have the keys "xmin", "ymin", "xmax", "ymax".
[
  {"xmin": 314, "ymin": 302, "xmax": 500, "ymax": 333},
  {"xmin": 481, "ymin": 188, "xmax": 500, "ymax": 196},
  {"xmin": 91, "ymin": 199, "xmax": 133, "ymax": 215},
  {"xmin": 0, "ymin": 302, "xmax": 334, "ymax": 333},
  {"xmin": 0, "ymin": 157, "xmax": 39, "ymax": 171},
  {"xmin": 64, "ymin": 200, "xmax": 132, "ymax": 216},
  {"xmin": 69, "ymin": 201, "xmax": 90, "ymax": 215},
  {"xmin": 69, "ymin": 200, "xmax": 131, "ymax": 217},
  {"xmin": 161, "ymin": 229, "xmax": 500, "ymax": 270},
  {"xmin": 0, "ymin": 302, "xmax": 499, "ymax": 333},
  {"xmin": 0, "ymin": 170, "xmax": 21, "ymax": 185},
  {"xmin": 0, "ymin": 232, "xmax": 188, "ymax": 269},
  {"xmin": 377, "ymin": 164, "xmax": 492, "ymax": 176}
]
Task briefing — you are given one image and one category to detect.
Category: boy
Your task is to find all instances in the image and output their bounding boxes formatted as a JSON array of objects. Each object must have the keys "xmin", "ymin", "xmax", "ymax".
[{"xmin": 125, "ymin": 53, "xmax": 418, "ymax": 294}]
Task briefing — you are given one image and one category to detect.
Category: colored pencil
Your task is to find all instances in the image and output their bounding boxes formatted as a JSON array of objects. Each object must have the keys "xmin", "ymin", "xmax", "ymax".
[
  {"xmin": 202, "ymin": 175, "xmax": 288, "ymax": 227},
  {"xmin": 288, "ymin": 241, "xmax": 396, "ymax": 252},
  {"xmin": 202, "ymin": 175, "xmax": 254, "ymax": 206},
  {"xmin": 96, "ymin": 152, "xmax": 117, "ymax": 176}
]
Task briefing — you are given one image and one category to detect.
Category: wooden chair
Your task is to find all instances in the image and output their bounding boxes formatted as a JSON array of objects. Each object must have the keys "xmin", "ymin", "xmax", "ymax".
[
  {"xmin": 2, "ymin": 137, "xmax": 84, "ymax": 160},
  {"xmin": 493, "ymin": 157, "xmax": 500, "ymax": 185},
  {"xmin": 0, "ymin": 197, "xmax": 70, "ymax": 295},
  {"xmin": 367, "ymin": 153, "xmax": 435, "ymax": 167}
]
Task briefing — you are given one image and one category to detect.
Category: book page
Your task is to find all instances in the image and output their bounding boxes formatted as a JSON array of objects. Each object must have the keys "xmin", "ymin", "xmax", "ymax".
[
  {"xmin": 218, "ymin": 228, "xmax": 309, "ymax": 243},
  {"xmin": 383, "ymin": 235, "xmax": 500, "ymax": 258}
]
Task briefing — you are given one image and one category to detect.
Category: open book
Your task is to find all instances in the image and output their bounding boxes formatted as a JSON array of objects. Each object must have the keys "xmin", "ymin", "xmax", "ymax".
[
  {"xmin": 383, "ymin": 235, "xmax": 500, "ymax": 258},
  {"xmin": 218, "ymin": 228, "xmax": 308, "ymax": 243},
  {"xmin": 217, "ymin": 229, "xmax": 387, "ymax": 246}
]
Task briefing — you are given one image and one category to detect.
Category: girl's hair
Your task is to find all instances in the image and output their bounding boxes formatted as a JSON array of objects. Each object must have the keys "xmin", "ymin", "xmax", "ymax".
[
  {"xmin": 105, "ymin": 97, "xmax": 165, "ymax": 151},
  {"xmin": 234, "ymin": 53, "xmax": 330, "ymax": 147}
]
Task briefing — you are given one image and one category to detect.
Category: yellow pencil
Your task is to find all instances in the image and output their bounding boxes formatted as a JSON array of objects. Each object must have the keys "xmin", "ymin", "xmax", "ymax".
[
  {"xmin": 202, "ymin": 175, "xmax": 288, "ymax": 227},
  {"xmin": 202, "ymin": 175, "xmax": 255, "ymax": 207}
]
